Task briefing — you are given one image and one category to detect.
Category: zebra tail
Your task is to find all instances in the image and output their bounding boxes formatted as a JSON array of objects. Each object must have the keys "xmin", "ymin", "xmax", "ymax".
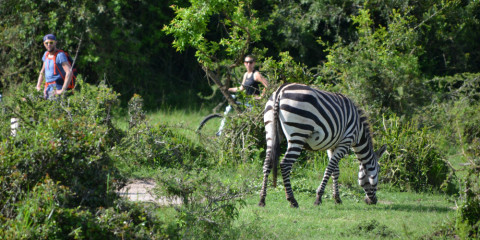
[{"xmin": 271, "ymin": 83, "xmax": 289, "ymax": 188}]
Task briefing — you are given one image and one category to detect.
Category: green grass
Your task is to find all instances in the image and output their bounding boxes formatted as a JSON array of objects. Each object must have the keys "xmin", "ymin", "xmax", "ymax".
[
  {"xmin": 234, "ymin": 189, "xmax": 455, "ymax": 239},
  {"xmin": 148, "ymin": 106, "xmax": 224, "ymax": 139},
  {"xmin": 114, "ymin": 105, "xmax": 217, "ymax": 130},
  {"xmin": 217, "ymin": 163, "xmax": 456, "ymax": 239}
]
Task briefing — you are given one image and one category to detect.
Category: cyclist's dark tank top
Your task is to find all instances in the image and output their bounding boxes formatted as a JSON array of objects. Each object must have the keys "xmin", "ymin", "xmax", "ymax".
[{"xmin": 242, "ymin": 70, "xmax": 261, "ymax": 95}]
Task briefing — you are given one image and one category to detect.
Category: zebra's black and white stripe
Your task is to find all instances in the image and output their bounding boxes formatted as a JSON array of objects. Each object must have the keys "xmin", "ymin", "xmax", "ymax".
[{"xmin": 259, "ymin": 83, "xmax": 386, "ymax": 208}]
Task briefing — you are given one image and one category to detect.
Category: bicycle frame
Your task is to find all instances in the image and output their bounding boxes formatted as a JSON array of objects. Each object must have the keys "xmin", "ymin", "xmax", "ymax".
[{"xmin": 196, "ymin": 94, "xmax": 254, "ymax": 136}]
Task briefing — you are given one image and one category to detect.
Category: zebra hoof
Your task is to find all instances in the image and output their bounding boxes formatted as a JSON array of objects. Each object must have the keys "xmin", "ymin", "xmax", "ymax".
[
  {"xmin": 288, "ymin": 198, "xmax": 299, "ymax": 208},
  {"xmin": 333, "ymin": 195, "xmax": 342, "ymax": 204},
  {"xmin": 258, "ymin": 199, "xmax": 266, "ymax": 207},
  {"xmin": 314, "ymin": 198, "xmax": 322, "ymax": 206}
]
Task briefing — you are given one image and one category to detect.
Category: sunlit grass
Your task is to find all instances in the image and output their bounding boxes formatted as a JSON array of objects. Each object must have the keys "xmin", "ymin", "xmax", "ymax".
[
  {"xmin": 114, "ymin": 105, "xmax": 222, "ymax": 144},
  {"xmin": 234, "ymin": 188, "xmax": 455, "ymax": 239},
  {"xmin": 147, "ymin": 106, "xmax": 223, "ymax": 140}
]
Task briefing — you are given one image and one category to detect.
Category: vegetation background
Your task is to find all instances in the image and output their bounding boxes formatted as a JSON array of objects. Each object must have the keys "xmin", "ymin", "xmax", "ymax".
[{"xmin": 1, "ymin": 0, "xmax": 479, "ymax": 239}]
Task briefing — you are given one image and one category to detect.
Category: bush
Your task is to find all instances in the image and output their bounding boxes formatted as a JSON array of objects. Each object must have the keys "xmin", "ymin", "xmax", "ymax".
[
  {"xmin": 455, "ymin": 127, "xmax": 480, "ymax": 238},
  {"xmin": 154, "ymin": 168, "xmax": 251, "ymax": 239},
  {"xmin": 0, "ymin": 80, "xmax": 122, "ymax": 209},
  {"xmin": 416, "ymin": 73, "xmax": 480, "ymax": 237},
  {"xmin": 316, "ymin": 9, "xmax": 425, "ymax": 115},
  {"xmin": 0, "ymin": 177, "xmax": 177, "ymax": 239},
  {"xmin": 0, "ymin": 81, "xmax": 176, "ymax": 238},
  {"xmin": 217, "ymin": 97, "xmax": 266, "ymax": 165},
  {"xmin": 377, "ymin": 114, "xmax": 453, "ymax": 192},
  {"xmin": 0, "ymin": 177, "xmax": 70, "ymax": 239},
  {"xmin": 112, "ymin": 94, "xmax": 209, "ymax": 173},
  {"xmin": 421, "ymin": 73, "xmax": 480, "ymax": 149}
]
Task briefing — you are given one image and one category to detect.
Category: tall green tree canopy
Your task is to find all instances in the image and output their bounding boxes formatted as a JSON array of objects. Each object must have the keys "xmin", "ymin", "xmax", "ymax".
[
  {"xmin": 1, "ymin": 0, "xmax": 479, "ymax": 108},
  {"xmin": 163, "ymin": 0, "xmax": 269, "ymax": 109}
]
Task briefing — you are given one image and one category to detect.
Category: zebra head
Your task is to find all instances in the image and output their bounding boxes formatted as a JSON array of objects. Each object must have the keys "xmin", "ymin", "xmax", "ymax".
[{"xmin": 358, "ymin": 144, "xmax": 387, "ymax": 205}]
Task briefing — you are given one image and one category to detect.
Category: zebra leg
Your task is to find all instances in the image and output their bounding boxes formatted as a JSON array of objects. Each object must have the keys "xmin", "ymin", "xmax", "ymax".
[
  {"xmin": 280, "ymin": 143, "xmax": 302, "ymax": 208},
  {"xmin": 315, "ymin": 146, "xmax": 349, "ymax": 205},
  {"xmin": 259, "ymin": 174, "xmax": 269, "ymax": 207},
  {"xmin": 314, "ymin": 165, "xmax": 331, "ymax": 205},
  {"xmin": 332, "ymin": 165, "xmax": 342, "ymax": 204},
  {"xmin": 314, "ymin": 149, "xmax": 333, "ymax": 205},
  {"xmin": 259, "ymin": 153, "xmax": 272, "ymax": 207}
]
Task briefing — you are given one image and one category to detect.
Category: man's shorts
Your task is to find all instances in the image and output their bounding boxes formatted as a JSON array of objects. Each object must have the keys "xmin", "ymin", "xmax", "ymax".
[{"xmin": 45, "ymin": 83, "xmax": 62, "ymax": 100}]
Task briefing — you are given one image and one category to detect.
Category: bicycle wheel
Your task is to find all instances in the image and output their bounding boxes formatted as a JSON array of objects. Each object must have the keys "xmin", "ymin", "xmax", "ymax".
[{"xmin": 196, "ymin": 113, "xmax": 223, "ymax": 135}]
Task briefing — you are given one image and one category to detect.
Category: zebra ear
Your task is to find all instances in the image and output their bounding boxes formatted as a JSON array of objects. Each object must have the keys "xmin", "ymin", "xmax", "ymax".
[{"xmin": 375, "ymin": 144, "xmax": 387, "ymax": 158}]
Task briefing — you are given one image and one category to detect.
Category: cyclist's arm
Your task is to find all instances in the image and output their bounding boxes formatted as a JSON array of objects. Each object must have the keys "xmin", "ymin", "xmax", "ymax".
[
  {"xmin": 254, "ymin": 71, "xmax": 268, "ymax": 98},
  {"xmin": 228, "ymin": 73, "xmax": 247, "ymax": 92},
  {"xmin": 36, "ymin": 62, "xmax": 45, "ymax": 91}
]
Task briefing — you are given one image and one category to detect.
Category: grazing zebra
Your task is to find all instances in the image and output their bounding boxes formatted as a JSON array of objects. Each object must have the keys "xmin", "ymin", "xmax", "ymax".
[{"xmin": 259, "ymin": 83, "xmax": 386, "ymax": 208}]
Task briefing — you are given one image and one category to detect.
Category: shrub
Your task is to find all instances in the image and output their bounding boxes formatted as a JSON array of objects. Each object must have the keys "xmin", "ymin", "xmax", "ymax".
[
  {"xmin": 0, "ymin": 177, "xmax": 177, "ymax": 239},
  {"xmin": 0, "ymin": 81, "xmax": 176, "ymax": 238},
  {"xmin": 1, "ymin": 177, "xmax": 71, "ymax": 239},
  {"xmin": 154, "ymin": 168, "xmax": 250, "ymax": 239},
  {"xmin": 421, "ymin": 73, "xmax": 480, "ymax": 149},
  {"xmin": 0, "ymin": 80, "xmax": 122, "ymax": 209},
  {"xmin": 316, "ymin": 9, "xmax": 425, "ymax": 115},
  {"xmin": 416, "ymin": 73, "xmax": 480, "ymax": 237},
  {"xmin": 112, "ymin": 94, "xmax": 209, "ymax": 172},
  {"xmin": 217, "ymin": 98, "xmax": 266, "ymax": 165},
  {"xmin": 455, "ymin": 130, "xmax": 480, "ymax": 238},
  {"xmin": 377, "ymin": 114, "xmax": 453, "ymax": 192}
]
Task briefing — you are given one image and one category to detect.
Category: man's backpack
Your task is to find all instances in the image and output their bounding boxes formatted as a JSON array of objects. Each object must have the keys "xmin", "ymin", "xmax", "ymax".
[{"xmin": 43, "ymin": 50, "xmax": 78, "ymax": 90}]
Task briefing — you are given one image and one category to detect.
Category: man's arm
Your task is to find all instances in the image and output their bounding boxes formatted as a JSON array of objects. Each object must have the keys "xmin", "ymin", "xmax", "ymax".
[
  {"xmin": 57, "ymin": 61, "xmax": 72, "ymax": 94},
  {"xmin": 36, "ymin": 63, "xmax": 45, "ymax": 91}
]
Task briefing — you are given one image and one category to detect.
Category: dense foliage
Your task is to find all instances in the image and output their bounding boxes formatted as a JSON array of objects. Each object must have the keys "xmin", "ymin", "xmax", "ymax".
[
  {"xmin": 377, "ymin": 114, "xmax": 452, "ymax": 192},
  {"xmin": 1, "ymin": 0, "xmax": 480, "ymax": 238},
  {"xmin": 0, "ymin": 0, "xmax": 206, "ymax": 108},
  {"xmin": 0, "ymin": 82, "xmax": 174, "ymax": 238},
  {"xmin": 316, "ymin": 9, "xmax": 424, "ymax": 115},
  {"xmin": 154, "ymin": 168, "xmax": 251, "ymax": 239},
  {"xmin": 3, "ymin": 0, "xmax": 478, "ymax": 108}
]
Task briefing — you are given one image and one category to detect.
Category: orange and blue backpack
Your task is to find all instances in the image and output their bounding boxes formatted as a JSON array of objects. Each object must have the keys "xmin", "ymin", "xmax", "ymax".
[{"xmin": 43, "ymin": 50, "xmax": 78, "ymax": 90}]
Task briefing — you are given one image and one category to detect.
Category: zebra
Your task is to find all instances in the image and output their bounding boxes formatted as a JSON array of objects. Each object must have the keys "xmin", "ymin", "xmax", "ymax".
[{"xmin": 259, "ymin": 83, "xmax": 387, "ymax": 208}]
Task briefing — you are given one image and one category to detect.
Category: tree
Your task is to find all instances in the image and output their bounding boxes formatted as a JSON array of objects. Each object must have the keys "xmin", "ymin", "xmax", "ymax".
[
  {"xmin": 163, "ymin": 0, "xmax": 269, "ymax": 111},
  {"xmin": 317, "ymin": 9, "xmax": 424, "ymax": 115}
]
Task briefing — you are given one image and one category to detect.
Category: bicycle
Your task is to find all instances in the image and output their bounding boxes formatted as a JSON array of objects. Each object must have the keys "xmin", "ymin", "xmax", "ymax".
[{"xmin": 196, "ymin": 94, "xmax": 252, "ymax": 136}]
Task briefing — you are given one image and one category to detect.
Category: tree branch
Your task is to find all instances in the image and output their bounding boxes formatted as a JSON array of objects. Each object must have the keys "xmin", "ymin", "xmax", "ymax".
[{"xmin": 202, "ymin": 66, "xmax": 241, "ymax": 112}]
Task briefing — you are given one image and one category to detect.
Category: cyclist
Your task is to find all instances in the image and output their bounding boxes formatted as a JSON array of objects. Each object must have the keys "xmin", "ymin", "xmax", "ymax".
[
  {"xmin": 228, "ymin": 55, "xmax": 268, "ymax": 99},
  {"xmin": 217, "ymin": 55, "xmax": 268, "ymax": 136}
]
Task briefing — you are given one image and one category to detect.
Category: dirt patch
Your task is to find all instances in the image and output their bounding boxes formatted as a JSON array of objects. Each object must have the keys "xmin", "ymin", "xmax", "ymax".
[
  {"xmin": 378, "ymin": 200, "xmax": 394, "ymax": 205},
  {"xmin": 117, "ymin": 179, "xmax": 181, "ymax": 205}
]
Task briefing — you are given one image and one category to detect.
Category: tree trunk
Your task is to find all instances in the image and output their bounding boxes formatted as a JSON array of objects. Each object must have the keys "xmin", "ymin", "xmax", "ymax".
[{"xmin": 203, "ymin": 67, "xmax": 240, "ymax": 113}]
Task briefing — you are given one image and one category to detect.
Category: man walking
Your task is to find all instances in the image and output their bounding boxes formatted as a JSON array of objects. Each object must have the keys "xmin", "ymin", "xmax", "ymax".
[{"xmin": 36, "ymin": 34, "xmax": 73, "ymax": 99}]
